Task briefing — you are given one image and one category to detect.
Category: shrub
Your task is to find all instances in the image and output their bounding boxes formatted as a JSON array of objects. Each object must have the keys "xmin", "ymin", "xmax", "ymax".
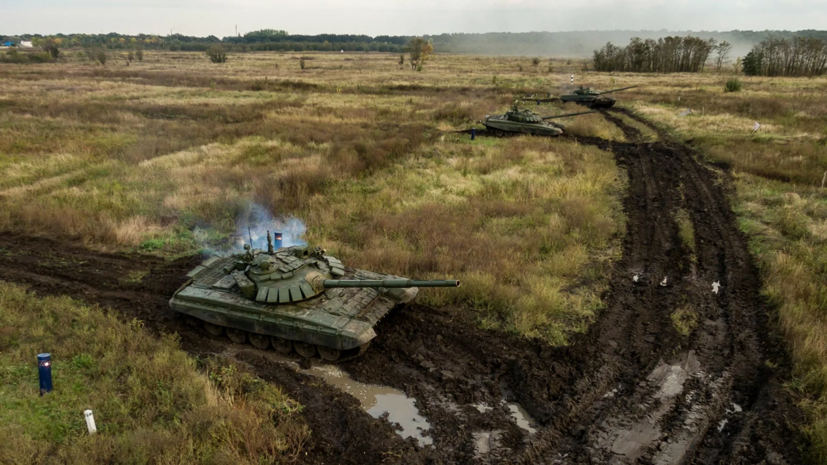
[
  {"xmin": 135, "ymin": 48, "xmax": 143, "ymax": 61},
  {"xmin": 548, "ymin": 64, "xmax": 554, "ymax": 73},
  {"xmin": 0, "ymin": 50, "xmax": 28, "ymax": 64},
  {"xmin": 299, "ymin": 58, "xmax": 306, "ymax": 69},
  {"xmin": 127, "ymin": 50, "xmax": 134, "ymax": 62},
  {"xmin": 27, "ymin": 52, "xmax": 53, "ymax": 63},
  {"xmin": 399, "ymin": 54, "xmax": 404, "ymax": 65},
  {"xmin": 724, "ymin": 78, "xmax": 743, "ymax": 93},
  {"xmin": 532, "ymin": 57, "xmax": 540, "ymax": 66},
  {"xmin": 205, "ymin": 45, "xmax": 227, "ymax": 64}
]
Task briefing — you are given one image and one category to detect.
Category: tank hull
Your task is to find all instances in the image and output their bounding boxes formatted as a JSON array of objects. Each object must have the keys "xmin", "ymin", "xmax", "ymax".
[
  {"xmin": 560, "ymin": 95, "xmax": 616, "ymax": 108},
  {"xmin": 483, "ymin": 116, "xmax": 564, "ymax": 136},
  {"xmin": 169, "ymin": 256, "xmax": 418, "ymax": 352}
]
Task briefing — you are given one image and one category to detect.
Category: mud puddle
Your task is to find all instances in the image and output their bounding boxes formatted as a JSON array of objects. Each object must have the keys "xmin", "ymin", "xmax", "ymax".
[
  {"xmin": 232, "ymin": 348, "xmax": 434, "ymax": 446},
  {"xmin": 310, "ymin": 364, "xmax": 433, "ymax": 446}
]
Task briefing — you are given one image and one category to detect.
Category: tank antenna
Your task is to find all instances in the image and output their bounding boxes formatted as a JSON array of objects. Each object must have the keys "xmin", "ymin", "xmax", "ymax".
[
  {"xmin": 248, "ymin": 226, "xmax": 253, "ymax": 249},
  {"xmin": 267, "ymin": 230, "xmax": 274, "ymax": 253}
]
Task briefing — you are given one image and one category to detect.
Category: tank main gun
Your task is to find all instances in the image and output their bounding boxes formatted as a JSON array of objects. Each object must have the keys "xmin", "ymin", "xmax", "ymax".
[
  {"xmin": 596, "ymin": 85, "xmax": 638, "ymax": 95},
  {"xmin": 322, "ymin": 279, "xmax": 461, "ymax": 288},
  {"xmin": 541, "ymin": 110, "xmax": 596, "ymax": 120}
]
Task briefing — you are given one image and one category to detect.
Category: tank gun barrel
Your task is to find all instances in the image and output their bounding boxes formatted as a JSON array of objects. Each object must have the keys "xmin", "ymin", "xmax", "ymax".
[
  {"xmin": 323, "ymin": 279, "xmax": 460, "ymax": 288},
  {"xmin": 599, "ymin": 85, "xmax": 638, "ymax": 95},
  {"xmin": 541, "ymin": 110, "xmax": 596, "ymax": 120}
]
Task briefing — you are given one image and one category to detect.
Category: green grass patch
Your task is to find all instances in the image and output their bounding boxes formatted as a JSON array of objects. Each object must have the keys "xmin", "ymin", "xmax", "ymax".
[{"xmin": 0, "ymin": 281, "xmax": 308, "ymax": 464}]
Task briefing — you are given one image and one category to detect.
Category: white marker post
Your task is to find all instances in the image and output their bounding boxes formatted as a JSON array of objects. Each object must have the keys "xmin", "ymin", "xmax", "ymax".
[
  {"xmin": 712, "ymin": 281, "xmax": 721, "ymax": 294},
  {"xmin": 751, "ymin": 121, "xmax": 761, "ymax": 135},
  {"xmin": 570, "ymin": 74, "xmax": 574, "ymax": 85},
  {"xmin": 84, "ymin": 409, "xmax": 97, "ymax": 434}
]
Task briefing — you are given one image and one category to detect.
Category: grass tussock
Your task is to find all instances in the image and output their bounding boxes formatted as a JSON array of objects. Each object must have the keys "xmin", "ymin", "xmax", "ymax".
[
  {"xmin": 0, "ymin": 281, "xmax": 308, "ymax": 465},
  {"xmin": 671, "ymin": 305, "xmax": 699, "ymax": 337}
]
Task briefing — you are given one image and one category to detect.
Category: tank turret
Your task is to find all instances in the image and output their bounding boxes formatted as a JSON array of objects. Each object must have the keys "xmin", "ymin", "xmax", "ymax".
[{"xmin": 170, "ymin": 231, "xmax": 459, "ymax": 361}]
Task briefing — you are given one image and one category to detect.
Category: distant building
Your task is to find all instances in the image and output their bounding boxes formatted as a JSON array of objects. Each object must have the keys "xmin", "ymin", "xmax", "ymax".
[{"xmin": 20, "ymin": 41, "xmax": 33, "ymax": 48}]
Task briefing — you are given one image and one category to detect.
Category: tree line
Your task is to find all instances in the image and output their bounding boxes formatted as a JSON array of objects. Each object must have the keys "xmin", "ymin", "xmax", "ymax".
[
  {"xmin": 742, "ymin": 36, "xmax": 827, "ymax": 76},
  {"xmin": 592, "ymin": 36, "xmax": 728, "ymax": 73},
  {"xmin": 0, "ymin": 31, "xmax": 408, "ymax": 53}
]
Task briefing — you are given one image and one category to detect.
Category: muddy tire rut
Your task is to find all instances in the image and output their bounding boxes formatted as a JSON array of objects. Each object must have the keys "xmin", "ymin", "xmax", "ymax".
[{"xmin": 0, "ymin": 110, "xmax": 804, "ymax": 464}]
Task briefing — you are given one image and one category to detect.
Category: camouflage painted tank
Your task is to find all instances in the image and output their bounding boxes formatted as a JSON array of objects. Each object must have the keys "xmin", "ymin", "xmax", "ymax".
[
  {"xmin": 482, "ymin": 103, "xmax": 595, "ymax": 137},
  {"xmin": 170, "ymin": 232, "xmax": 459, "ymax": 361},
  {"xmin": 560, "ymin": 85, "xmax": 638, "ymax": 108}
]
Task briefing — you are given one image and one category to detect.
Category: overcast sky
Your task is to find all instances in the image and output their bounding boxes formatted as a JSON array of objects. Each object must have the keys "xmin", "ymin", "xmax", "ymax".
[{"xmin": 2, "ymin": 0, "xmax": 826, "ymax": 37}]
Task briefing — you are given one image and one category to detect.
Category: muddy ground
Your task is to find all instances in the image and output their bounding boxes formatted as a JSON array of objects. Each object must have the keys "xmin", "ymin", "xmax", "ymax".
[{"xmin": 0, "ymin": 111, "xmax": 805, "ymax": 464}]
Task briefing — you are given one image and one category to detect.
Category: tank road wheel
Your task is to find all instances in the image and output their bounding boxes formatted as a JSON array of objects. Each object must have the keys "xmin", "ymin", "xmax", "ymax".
[
  {"xmin": 249, "ymin": 333, "xmax": 270, "ymax": 350},
  {"xmin": 184, "ymin": 316, "xmax": 201, "ymax": 328},
  {"xmin": 271, "ymin": 337, "xmax": 293, "ymax": 355},
  {"xmin": 494, "ymin": 129, "xmax": 506, "ymax": 137},
  {"xmin": 294, "ymin": 342, "xmax": 317, "ymax": 358},
  {"xmin": 227, "ymin": 328, "xmax": 247, "ymax": 344},
  {"xmin": 318, "ymin": 346, "xmax": 341, "ymax": 362},
  {"xmin": 204, "ymin": 322, "xmax": 224, "ymax": 337}
]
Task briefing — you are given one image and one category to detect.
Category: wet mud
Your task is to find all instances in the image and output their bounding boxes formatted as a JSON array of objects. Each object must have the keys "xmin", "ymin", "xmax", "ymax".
[{"xmin": 0, "ymin": 109, "xmax": 805, "ymax": 464}]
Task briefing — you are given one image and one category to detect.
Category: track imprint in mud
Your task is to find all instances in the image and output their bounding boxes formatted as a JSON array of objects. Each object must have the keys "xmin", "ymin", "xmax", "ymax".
[{"xmin": 0, "ymin": 109, "xmax": 805, "ymax": 464}]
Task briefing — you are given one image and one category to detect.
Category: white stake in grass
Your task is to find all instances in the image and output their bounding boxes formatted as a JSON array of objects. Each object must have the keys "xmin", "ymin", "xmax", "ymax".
[{"xmin": 84, "ymin": 409, "xmax": 97, "ymax": 434}]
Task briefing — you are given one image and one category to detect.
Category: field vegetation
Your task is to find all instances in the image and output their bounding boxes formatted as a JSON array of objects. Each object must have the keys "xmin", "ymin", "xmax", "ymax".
[
  {"xmin": 0, "ymin": 52, "xmax": 627, "ymax": 343},
  {"xmin": 2, "ymin": 50, "xmax": 826, "ymax": 459},
  {"xmin": 0, "ymin": 281, "xmax": 308, "ymax": 464}
]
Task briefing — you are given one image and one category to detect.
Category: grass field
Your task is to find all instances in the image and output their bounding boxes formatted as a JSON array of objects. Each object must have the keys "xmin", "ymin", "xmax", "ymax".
[
  {"xmin": 1, "ymin": 50, "xmax": 826, "ymax": 460},
  {"xmin": 0, "ymin": 281, "xmax": 308, "ymax": 464}
]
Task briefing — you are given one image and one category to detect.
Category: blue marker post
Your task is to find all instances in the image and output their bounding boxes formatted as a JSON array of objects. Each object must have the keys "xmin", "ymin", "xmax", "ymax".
[
  {"xmin": 38, "ymin": 353, "xmax": 52, "ymax": 396},
  {"xmin": 471, "ymin": 128, "xmax": 475, "ymax": 140}
]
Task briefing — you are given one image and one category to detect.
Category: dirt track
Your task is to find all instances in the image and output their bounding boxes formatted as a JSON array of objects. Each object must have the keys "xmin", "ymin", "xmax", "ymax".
[{"xmin": 0, "ymin": 111, "xmax": 804, "ymax": 464}]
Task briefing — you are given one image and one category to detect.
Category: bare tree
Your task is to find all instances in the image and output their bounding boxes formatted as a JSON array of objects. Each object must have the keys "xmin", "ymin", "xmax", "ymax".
[{"xmin": 715, "ymin": 41, "xmax": 733, "ymax": 72}]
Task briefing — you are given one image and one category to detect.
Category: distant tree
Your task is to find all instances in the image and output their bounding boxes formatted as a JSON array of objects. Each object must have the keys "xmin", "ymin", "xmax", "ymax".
[
  {"xmin": 407, "ymin": 37, "xmax": 433, "ymax": 70},
  {"xmin": 715, "ymin": 41, "xmax": 733, "ymax": 72},
  {"xmin": 96, "ymin": 50, "xmax": 107, "ymax": 65},
  {"xmin": 742, "ymin": 50, "xmax": 763, "ymax": 76},
  {"xmin": 205, "ymin": 45, "xmax": 227, "ymax": 63},
  {"xmin": 42, "ymin": 39, "xmax": 60, "ymax": 60},
  {"xmin": 127, "ymin": 50, "xmax": 134, "ymax": 62},
  {"xmin": 593, "ymin": 36, "xmax": 715, "ymax": 73}
]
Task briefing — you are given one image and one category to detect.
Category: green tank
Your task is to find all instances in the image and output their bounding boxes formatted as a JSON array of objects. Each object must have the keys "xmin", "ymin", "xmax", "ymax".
[
  {"xmin": 560, "ymin": 85, "xmax": 638, "ymax": 108},
  {"xmin": 482, "ymin": 102, "xmax": 596, "ymax": 137},
  {"xmin": 170, "ymin": 233, "xmax": 459, "ymax": 361}
]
